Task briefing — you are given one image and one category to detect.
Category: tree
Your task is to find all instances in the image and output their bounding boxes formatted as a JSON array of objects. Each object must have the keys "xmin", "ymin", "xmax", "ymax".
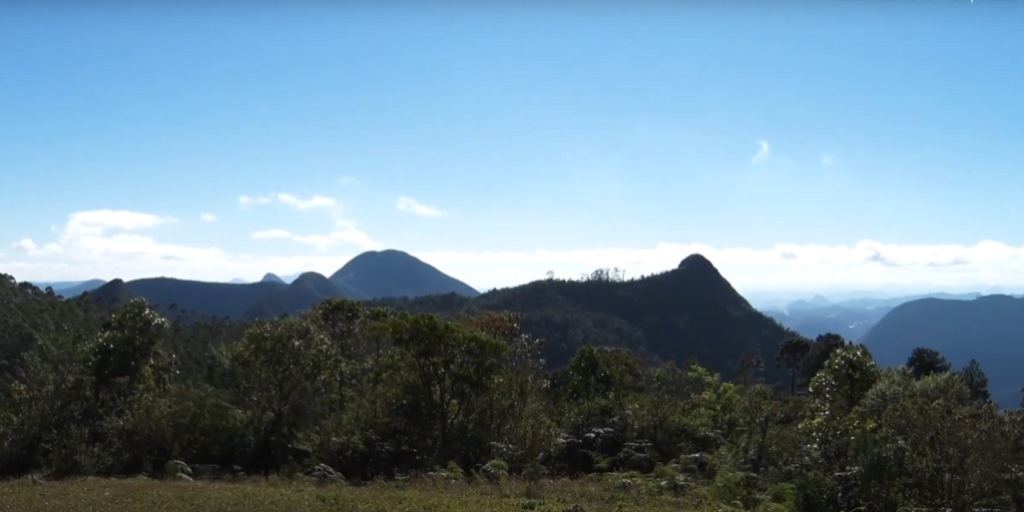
[
  {"xmin": 463, "ymin": 312, "xmax": 554, "ymax": 471},
  {"xmin": 958, "ymin": 359, "xmax": 990, "ymax": 403},
  {"xmin": 905, "ymin": 347, "xmax": 950, "ymax": 379},
  {"xmin": 800, "ymin": 333, "xmax": 847, "ymax": 383},
  {"xmin": 90, "ymin": 299, "xmax": 169, "ymax": 393},
  {"xmin": 230, "ymin": 318, "xmax": 343, "ymax": 474},
  {"xmin": 1005, "ymin": 410, "xmax": 1024, "ymax": 511},
  {"xmin": 777, "ymin": 337, "xmax": 811, "ymax": 395},
  {"xmin": 556, "ymin": 346, "xmax": 645, "ymax": 420},
  {"xmin": 852, "ymin": 372, "xmax": 1009, "ymax": 512},
  {"xmin": 551, "ymin": 346, "xmax": 647, "ymax": 474},
  {"xmin": 735, "ymin": 353, "xmax": 765, "ymax": 386},
  {"xmin": 804, "ymin": 345, "xmax": 880, "ymax": 472},
  {"xmin": 389, "ymin": 314, "xmax": 507, "ymax": 466},
  {"xmin": 634, "ymin": 362, "xmax": 741, "ymax": 464}
]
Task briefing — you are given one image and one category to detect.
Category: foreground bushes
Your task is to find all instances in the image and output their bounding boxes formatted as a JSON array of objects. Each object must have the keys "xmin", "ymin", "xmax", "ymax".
[{"xmin": 2, "ymin": 299, "xmax": 1023, "ymax": 511}]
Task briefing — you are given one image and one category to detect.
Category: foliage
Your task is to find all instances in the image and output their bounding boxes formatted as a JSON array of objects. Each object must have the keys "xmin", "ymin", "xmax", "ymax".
[
  {"xmin": 1, "ymin": 274, "xmax": 1023, "ymax": 512},
  {"xmin": 802, "ymin": 344, "xmax": 879, "ymax": 477},
  {"xmin": 958, "ymin": 358, "xmax": 990, "ymax": 403},
  {"xmin": 905, "ymin": 346, "xmax": 951, "ymax": 379},
  {"xmin": 776, "ymin": 338, "xmax": 810, "ymax": 395}
]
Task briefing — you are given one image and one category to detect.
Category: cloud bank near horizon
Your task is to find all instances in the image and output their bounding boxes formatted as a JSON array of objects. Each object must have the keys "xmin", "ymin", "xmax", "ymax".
[{"xmin": 5, "ymin": 209, "xmax": 1024, "ymax": 298}]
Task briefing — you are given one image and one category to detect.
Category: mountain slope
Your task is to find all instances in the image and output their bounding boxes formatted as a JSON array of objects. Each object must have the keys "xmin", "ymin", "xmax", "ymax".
[
  {"xmin": 88, "ymin": 278, "xmax": 286, "ymax": 318},
  {"xmin": 86, "ymin": 250, "xmax": 479, "ymax": 319},
  {"xmin": 261, "ymin": 273, "xmax": 286, "ymax": 285},
  {"xmin": 862, "ymin": 295, "xmax": 1024, "ymax": 407},
  {"xmin": 383, "ymin": 254, "xmax": 794, "ymax": 380},
  {"xmin": 82, "ymin": 253, "xmax": 792, "ymax": 382},
  {"xmin": 245, "ymin": 272, "xmax": 342, "ymax": 319},
  {"xmin": 765, "ymin": 304, "xmax": 893, "ymax": 341},
  {"xmin": 330, "ymin": 250, "xmax": 479, "ymax": 299},
  {"xmin": 766, "ymin": 292, "xmax": 982, "ymax": 341},
  {"xmin": 28, "ymin": 279, "xmax": 106, "ymax": 298}
]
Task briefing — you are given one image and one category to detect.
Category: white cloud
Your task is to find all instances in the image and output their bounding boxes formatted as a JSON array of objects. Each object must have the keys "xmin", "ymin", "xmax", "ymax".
[
  {"xmin": 12, "ymin": 238, "xmax": 37, "ymax": 252},
  {"xmin": 64, "ymin": 209, "xmax": 174, "ymax": 237},
  {"xmin": 751, "ymin": 140, "xmax": 771, "ymax": 164},
  {"xmin": 239, "ymin": 195, "xmax": 272, "ymax": 206},
  {"xmin": 250, "ymin": 220, "xmax": 377, "ymax": 251},
  {"xmin": 8, "ymin": 211, "xmax": 1024, "ymax": 299},
  {"xmin": 396, "ymin": 196, "xmax": 444, "ymax": 217},
  {"xmin": 240, "ymin": 191, "xmax": 372, "ymax": 251},
  {"xmin": 240, "ymin": 193, "xmax": 338, "ymax": 211},
  {"xmin": 275, "ymin": 193, "xmax": 337, "ymax": 211},
  {"xmin": 414, "ymin": 239, "xmax": 1024, "ymax": 296},
  {"xmin": 4, "ymin": 209, "xmax": 222, "ymax": 280},
  {"xmin": 200, "ymin": 213, "xmax": 218, "ymax": 223},
  {"xmin": 8, "ymin": 236, "xmax": 1024, "ymax": 297},
  {"xmin": 821, "ymin": 153, "xmax": 835, "ymax": 167},
  {"xmin": 250, "ymin": 229, "xmax": 294, "ymax": 240}
]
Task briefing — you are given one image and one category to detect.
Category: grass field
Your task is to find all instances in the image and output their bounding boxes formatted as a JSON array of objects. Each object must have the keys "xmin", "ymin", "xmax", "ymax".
[{"xmin": 0, "ymin": 477, "xmax": 699, "ymax": 512}]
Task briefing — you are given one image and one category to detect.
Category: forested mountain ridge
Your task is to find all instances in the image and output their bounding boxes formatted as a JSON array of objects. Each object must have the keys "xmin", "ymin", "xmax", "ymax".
[
  {"xmin": 87, "ymin": 277, "xmax": 286, "ymax": 319},
  {"xmin": 82, "ymin": 252, "xmax": 791, "ymax": 380},
  {"xmin": 862, "ymin": 294, "xmax": 1024, "ymax": 407},
  {"xmin": 380, "ymin": 253, "xmax": 795, "ymax": 380},
  {"xmin": 84, "ymin": 249, "xmax": 479, "ymax": 319}
]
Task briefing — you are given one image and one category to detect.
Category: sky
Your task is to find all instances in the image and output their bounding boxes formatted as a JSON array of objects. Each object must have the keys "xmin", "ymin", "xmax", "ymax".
[{"xmin": 2, "ymin": 1, "xmax": 1024, "ymax": 300}]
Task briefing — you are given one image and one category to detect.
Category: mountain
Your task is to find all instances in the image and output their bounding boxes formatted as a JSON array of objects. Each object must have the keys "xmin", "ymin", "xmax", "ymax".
[
  {"xmin": 381, "ymin": 253, "xmax": 795, "ymax": 380},
  {"xmin": 862, "ymin": 294, "xmax": 1024, "ymax": 407},
  {"xmin": 86, "ymin": 250, "xmax": 479, "ymax": 319},
  {"xmin": 329, "ymin": 250, "xmax": 479, "ymax": 299},
  {"xmin": 766, "ymin": 292, "xmax": 982, "ymax": 341},
  {"xmin": 261, "ymin": 273, "xmax": 286, "ymax": 285},
  {"xmin": 85, "ymin": 278, "xmax": 138, "ymax": 310},
  {"xmin": 27, "ymin": 279, "xmax": 106, "ymax": 298},
  {"xmin": 83, "ymin": 252, "xmax": 792, "ymax": 383},
  {"xmin": 765, "ymin": 303, "xmax": 893, "ymax": 341},
  {"xmin": 246, "ymin": 272, "xmax": 341, "ymax": 318},
  {"xmin": 88, "ymin": 278, "xmax": 286, "ymax": 318}
]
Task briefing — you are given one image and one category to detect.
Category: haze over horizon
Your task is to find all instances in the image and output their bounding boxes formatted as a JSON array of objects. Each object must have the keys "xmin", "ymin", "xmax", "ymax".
[{"xmin": 4, "ymin": 2, "xmax": 1024, "ymax": 298}]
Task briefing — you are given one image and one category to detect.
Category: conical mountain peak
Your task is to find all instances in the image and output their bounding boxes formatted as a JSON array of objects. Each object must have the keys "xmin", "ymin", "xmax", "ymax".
[
  {"xmin": 261, "ymin": 273, "xmax": 285, "ymax": 285},
  {"xmin": 329, "ymin": 249, "xmax": 479, "ymax": 299},
  {"xmin": 678, "ymin": 253, "xmax": 716, "ymax": 272}
]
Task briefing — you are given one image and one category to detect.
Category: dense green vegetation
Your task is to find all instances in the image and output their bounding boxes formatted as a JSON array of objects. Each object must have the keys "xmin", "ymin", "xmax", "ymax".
[
  {"xmin": 2, "ymin": 273, "xmax": 1024, "ymax": 511},
  {"xmin": 379, "ymin": 254, "xmax": 792, "ymax": 375},
  {"xmin": 87, "ymin": 253, "xmax": 793, "ymax": 380}
]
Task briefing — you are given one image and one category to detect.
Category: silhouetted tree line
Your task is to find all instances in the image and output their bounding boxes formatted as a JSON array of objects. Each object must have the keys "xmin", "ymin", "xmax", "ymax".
[{"xmin": 1, "ymin": 274, "xmax": 1023, "ymax": 511}]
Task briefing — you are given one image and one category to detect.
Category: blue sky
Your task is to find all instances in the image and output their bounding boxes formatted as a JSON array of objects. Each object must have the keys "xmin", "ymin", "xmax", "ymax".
[{"xmin": 3, "ymin": 2, "xmax": 1024, "ymax": 297}]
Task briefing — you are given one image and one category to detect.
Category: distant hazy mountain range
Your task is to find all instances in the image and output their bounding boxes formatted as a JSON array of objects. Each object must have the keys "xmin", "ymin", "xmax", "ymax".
[
  {"xmin": 87, "ymin": 250, "xmax": 480, "ymax": 319},
  {"xmin": 764, "ymin": 292, "xmax": 982, "ymax": 341},
  {"xmin": 27, "ymin": 279, "xmax": 107, "ymax": 298},
  {"xmin": 862, "ymin": 294, "xmax": 1024, "ymax": 408}
]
